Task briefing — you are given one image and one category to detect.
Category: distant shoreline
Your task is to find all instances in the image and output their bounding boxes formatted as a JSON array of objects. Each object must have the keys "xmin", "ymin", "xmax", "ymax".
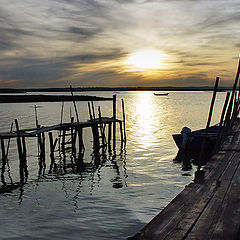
[
  {"xmin": 0, "ymin": 95, "xmax": 113, "ymax": 103},
  {"xmin": 0, "ymin": 86, "xmax": 233, "ymax": 93}
]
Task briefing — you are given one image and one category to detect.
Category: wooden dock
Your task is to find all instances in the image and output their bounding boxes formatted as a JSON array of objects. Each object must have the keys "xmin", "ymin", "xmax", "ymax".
[
  {"xmin": 129, "ymin": 119, "xmax": 240, "ymax": 240},
  {"xmin": 0, "ymin": 95, "xmax": 127, "ymax": 189}
]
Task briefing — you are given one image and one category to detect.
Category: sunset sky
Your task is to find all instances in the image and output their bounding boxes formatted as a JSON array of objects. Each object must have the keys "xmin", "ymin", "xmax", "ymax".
[{"xmin": 0, "ymin": 0, "xmax": 239, "ymax": 88}]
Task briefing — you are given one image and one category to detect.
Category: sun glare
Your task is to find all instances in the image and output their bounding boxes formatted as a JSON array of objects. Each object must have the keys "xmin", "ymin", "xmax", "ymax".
[{"xmin": 126, "ymin": 49, "xmax": 166, "ymax": 70}]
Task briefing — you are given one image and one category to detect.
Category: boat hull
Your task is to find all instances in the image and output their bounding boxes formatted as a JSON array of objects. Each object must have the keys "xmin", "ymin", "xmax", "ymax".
[{"xmin": 172, "ymin": 126, "xmax": 220, "ymax": 161}]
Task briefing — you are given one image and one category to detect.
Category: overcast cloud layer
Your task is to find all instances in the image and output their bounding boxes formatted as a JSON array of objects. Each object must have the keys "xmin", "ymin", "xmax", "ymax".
[{"xmin": 0, "ymin": 0, "xmax": 239, "ymax": 88}]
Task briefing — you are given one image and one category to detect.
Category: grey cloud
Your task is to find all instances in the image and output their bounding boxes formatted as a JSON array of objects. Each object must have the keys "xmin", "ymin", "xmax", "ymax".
[{"xmin": 65, "ymin": 49, "xmax": 126, "ymax": 63}]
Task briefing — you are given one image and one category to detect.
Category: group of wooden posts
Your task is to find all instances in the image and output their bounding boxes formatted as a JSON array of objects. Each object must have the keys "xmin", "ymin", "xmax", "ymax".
[
  {"xmin": 195, "ymin": 58, "xmax": 240, "ymax": 182},
  {"xmin": 0, "ymin": 94, "xmax": 126, "ymax": 187}
]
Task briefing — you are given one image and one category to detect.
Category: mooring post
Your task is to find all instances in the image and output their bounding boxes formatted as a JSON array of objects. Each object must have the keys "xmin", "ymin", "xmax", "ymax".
[
  {"xmin": 195, "ymin": 76, "xmax": 219, "ymax": 183},
  {"xmin": 108, "ymin": 123, "xmax": 112, "ymax": 151},
  {"xmin": 112, "ymin": 95, "xmax": 117, "ymax": 150},
  {"xmin": 88, "ymin": 102, "xmax": 93, "ymax": 121},
  {"xmin": 91, "ymin": 124, "xmax": 100, "ymax": 156},
  {"xmin": 15, "ymin": 119, "xmax": 24, "ymax": 184},
  {"xmin": 119, "ymin": 121, "xmax": 124, "ymax": 150},
  {"xmin": 77, "ymin": 127, "xmax": 85, "ymax": 157},
  {"xmin": 91, "ymin": 101, "xmax": 96, "ymax": 120},
  {"xmin": 21, "ymin": 136, "xmax": 28, "ymax": 181},
  {"xmin": 122, "ymin": 99, "xmax": 126, "ymax": 142},
  {"xmin": 70, "ymin": 85, "xmax": 80, "ymax": 123}
]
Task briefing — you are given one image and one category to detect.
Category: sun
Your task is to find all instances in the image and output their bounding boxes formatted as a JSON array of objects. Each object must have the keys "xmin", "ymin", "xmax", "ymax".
[{"xmin": 126, "ymin": 49, "xmax": 166, "ymax": 70}]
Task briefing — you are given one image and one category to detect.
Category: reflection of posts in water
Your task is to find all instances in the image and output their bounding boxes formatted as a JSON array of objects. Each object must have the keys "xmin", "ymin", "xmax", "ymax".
[
  {"xmin": 48, "ymin": 132, "xmax": 58, "ymax": 173},
  {"xmin": 38, "ymin": 132, "xmax": 46, "ymax": 176},
  {"xmin": 1, "ymin": 139, "xmax": 7, "ymax": 185}
]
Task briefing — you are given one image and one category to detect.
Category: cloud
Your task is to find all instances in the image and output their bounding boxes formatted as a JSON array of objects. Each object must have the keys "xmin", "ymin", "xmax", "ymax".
[{"xmin": 0, "ymin": 0, "xmax": 239, "ymax": 87}]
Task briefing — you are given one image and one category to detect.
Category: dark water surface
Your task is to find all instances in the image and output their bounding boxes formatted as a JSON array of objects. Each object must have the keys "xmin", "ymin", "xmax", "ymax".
[{"xmin": 0, "ymin": 91, "xmax": 227, "ymax": 239}]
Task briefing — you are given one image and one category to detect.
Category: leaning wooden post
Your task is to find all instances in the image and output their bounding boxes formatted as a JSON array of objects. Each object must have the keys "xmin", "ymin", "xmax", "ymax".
[
  {"xmin": 112, "ymin": 95, "xmax": 117, "ymax": 150},
  {"xmin": 195, "ymin": 76, "xmax": 219, "ymax": 183},
  {"xmin": 122, "ymin": 99, "xmax": 126, "ymax": 142},
  {"xmin": 91, "ymin": 101, "xmax": 96, "ymax": 120},
  {"xmin": 15, "ymin": 119, "xmax": 24, "ymax": 184}
]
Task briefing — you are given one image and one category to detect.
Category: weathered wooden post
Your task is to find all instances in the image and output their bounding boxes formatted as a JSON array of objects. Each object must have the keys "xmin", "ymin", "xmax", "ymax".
[
  {"xmin": 108, "ymin": 123, "xmax": 112, "ymax": 152},
  {"xmin": 15, "ymin": 119, "xmax": 24, "ymax": 184},
  {"xmin": 88, "ymin": 102, "xmax": 93, "ymax": 121},
  {"xmin": 77, "ymin": 127, "xmax": 85, "ymax": 157},
  {"xmin": 21, "ymin": 136, "xmax": 28, "ymax": 180},
  {"xmin": 122, "ymin": 99, "xmax": 126, "ymax": 142},
  {"xmin": 70, "ymin": 85, "xmax": 80, "ymax": 123},
  {"xmin": 194, "ymin": 76, "xmax": 219, "ymax": 183},
  {"xmin": 91, "ymin": 101, "xmax": 96, "ymax": 120},
  {"xmin": 112, "ymin": 95, "xmax": 117, "ymax": 150},
  {"xmin": 49, "ymin": 132, "xmax": 56, "ymax": 173}
]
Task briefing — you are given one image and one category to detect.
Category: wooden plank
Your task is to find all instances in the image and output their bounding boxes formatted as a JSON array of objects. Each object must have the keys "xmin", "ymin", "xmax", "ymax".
[
  {"xmin": 222, "ymin": 132, "xmax": 240, "ymax": 151},
  {"xmin": 185, "ymin": 151, "xmax": 240, "ymax": 239},
  {"xmin": 210, "ymin": 159, "xmax": 240, "ymax": 240}
]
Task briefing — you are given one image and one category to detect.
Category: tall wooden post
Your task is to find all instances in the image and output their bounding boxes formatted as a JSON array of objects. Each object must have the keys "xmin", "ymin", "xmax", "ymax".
[
  {"xmin": 195, "ymin": 77, "xmax": 219, "ymax": 182},
  {"xmin": 122, "ymin": 99, "xmax": 126, "ymax": 142},
  {"xmin": 108, "ymin": 123, "xmax": 112, "ymax": 152},
  {"xmin": 112, "ymin": 95, "xmax": 117, "ymax": 150},
  {"xmin": 15, "ymin": 119, "xmax": 24, "ymax": 184}
]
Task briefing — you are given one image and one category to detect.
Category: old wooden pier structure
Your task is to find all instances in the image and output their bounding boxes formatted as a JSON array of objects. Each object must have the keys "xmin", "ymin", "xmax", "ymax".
[{"xmin": 0, "ymin": 94, "xmax": 126, "ymax": 188}]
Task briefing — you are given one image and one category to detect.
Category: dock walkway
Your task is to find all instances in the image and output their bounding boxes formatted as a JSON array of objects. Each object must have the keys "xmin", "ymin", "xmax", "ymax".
[{"xmin": 130, "ymin": 119, "xmax": 240, "ymax": 240}]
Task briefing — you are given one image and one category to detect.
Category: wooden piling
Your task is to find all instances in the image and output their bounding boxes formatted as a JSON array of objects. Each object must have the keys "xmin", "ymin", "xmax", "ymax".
[
  {"xmin": 70, "ymin": 85, "xmax": 80, "ymax": 123},
  {"xmin": 108, "ymin": 123, "xmax": 112, "ymax": 151},
  {"xmin": 88, "ymin": 102, "xmax": 93, "ymax": 121},
  {"xmin": 49, "ymin": 132, "xmax": 55, "ymax": 172},
  {"xmin": 15, "ymin": 119, "xmax": 24, "ymax": 184},
  {"xmin": 91, "ymin": 101, "xmax": 96, "ymax": 120},
  {"xmin": 195, "ymin": 76, "xmax": 219, "ymax": 182},
  {"xmin": 122, "ymin": 99, "xmax": 126, "ymax": 142},
  {"xmin": 113, "ymin": 95, "xmax": 117, "ymax": 150}
]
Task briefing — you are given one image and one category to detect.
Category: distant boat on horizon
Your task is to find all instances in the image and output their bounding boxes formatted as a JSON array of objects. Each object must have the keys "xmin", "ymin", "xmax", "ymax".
[{"xmin": 153, "ymin": 93, "xmax": 169, "ymax": 96}]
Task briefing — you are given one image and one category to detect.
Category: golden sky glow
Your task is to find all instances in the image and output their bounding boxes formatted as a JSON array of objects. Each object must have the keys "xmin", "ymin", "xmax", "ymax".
[{"xmin": 0, "ymin": 0, "xmax": 239, "ymax": 88}]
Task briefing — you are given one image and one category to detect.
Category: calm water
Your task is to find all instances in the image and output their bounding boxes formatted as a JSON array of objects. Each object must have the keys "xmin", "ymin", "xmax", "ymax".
[{"xmin": 0, "ymin": 91, "xmax": 227, "ymax": 239}]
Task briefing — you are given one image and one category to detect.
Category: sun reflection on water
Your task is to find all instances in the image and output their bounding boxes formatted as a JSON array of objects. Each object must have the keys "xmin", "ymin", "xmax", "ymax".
[{"xmin": 131, "ymin": 91, "xmax": 161, "ymax": 151}]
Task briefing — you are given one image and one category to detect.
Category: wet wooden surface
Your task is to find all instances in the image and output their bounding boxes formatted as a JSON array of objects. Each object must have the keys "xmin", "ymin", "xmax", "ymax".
[{"xmin": 130, "ymin": 119, "xmax": 240, "ymax": 240}]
